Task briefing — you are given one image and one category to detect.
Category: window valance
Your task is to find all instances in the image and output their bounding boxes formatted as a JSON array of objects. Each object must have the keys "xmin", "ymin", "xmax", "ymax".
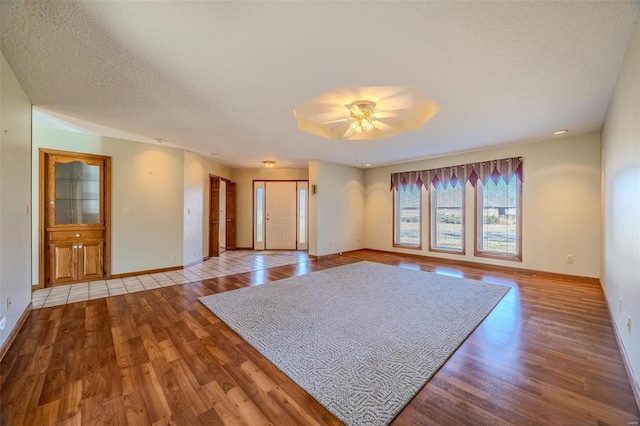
[{"xmin": 390, "ymin": 156, "xmax": 523, "ymax": 191}]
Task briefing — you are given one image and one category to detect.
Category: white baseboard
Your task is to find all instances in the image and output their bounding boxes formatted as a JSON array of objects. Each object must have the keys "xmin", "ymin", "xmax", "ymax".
[{"xmin": 601, "ymin": 287, "xmax": 640, "ymax": 411}]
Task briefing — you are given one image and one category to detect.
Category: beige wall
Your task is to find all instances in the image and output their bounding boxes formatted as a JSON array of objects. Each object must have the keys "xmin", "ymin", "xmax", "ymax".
[
  {"xmin": 365, "ymin": 132, "xmax": 602, "ymax": 277},
  {"xmin": 32, "ymin": 127, "xmax": 187, "ymax": 278},
  {"xmin": 183, "ymin": 151, "xmax": 231, "ymax": 265},
  {"xmin": 230, "ymin": 167, "xmax": 308, "ymax": 248},
  {"xmin": 601, "ymin": 18, "xmax": 639, "ymax": 393},
  {"xmin": 309, "ymin": 160, "xmax": 365, "ymax": 257},
  {"xmin": 0, "ymin": 54, "xmax": 32, "ymax": 348}
]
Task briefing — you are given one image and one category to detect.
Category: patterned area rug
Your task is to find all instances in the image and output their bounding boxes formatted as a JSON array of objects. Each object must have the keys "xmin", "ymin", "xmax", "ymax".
[{"xmin": 199, "ymin": 261, "xmax": 510, "ymax": 426}]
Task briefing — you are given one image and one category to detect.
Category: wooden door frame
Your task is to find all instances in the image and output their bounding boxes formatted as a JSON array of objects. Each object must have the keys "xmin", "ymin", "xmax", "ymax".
[
  {"xmin": 39, "ymin": 148, "xmax": 112, "ymax": 289},
  {"xmin": 225, "ymin": 182, "xmax": 236, "ymax": 250},
  {"xmin": 209, "ymin": 174, "xmax": 233, "ymax": 257}
]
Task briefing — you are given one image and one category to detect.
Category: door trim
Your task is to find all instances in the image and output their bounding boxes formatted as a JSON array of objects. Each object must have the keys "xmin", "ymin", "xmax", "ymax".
[
  {"xmin": 209, "ymin": 174, "xmax": 233, "ymax": 257},
  {"xmin": 39, "ymin": 148, "xmax": 112, "ymax": 289}
]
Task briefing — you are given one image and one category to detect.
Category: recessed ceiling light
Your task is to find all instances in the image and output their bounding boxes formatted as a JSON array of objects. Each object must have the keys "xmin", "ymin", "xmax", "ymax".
[
  {"xmin": 365, "ymin": 163, "xmax": 372, "ymax": 167},
  {"xmin": 552, "ymin": 129, "xmax": 567, "ymax": 135}
]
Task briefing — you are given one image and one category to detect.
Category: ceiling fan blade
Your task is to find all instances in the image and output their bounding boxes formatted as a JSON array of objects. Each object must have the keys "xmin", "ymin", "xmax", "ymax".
[
  {"xmin": 343, "ymin": 127, "xmax": 355, "ymax": 139},
  {"xmin": 373, "ymin": 109, "xmax": 407, "ymax": 119},
  {"xmin": 319, "ymin": 118, "xmax": 350, "ymax": 125},
  {"xmin": 372, "ymin": 120, "xmax": 394, "ymax": 133}
]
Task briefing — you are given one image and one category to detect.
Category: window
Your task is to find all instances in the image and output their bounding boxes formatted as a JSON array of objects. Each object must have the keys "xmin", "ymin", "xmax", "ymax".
[
  {"xmin": 476, "ymin": 177, "xmax": 521, "ymax": 260},
  {"xmin": 430, "ymin": 183, "xmax": 464, "ymax": 253},
  {"xmin": 394, "ymin": 186, "xmax": 421, "ymax": 248},
  {"xmin": 298, "ymin": 189, "xmax": 306, "ymax": 244},
  {"xmin": 256, "ymin": 187, "xmax": 264, "ymax": 244}
]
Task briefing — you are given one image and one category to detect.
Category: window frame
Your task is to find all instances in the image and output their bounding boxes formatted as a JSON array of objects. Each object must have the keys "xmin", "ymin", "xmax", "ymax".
[
  {"xmin": 474, "ymin": 177, "xmax": 522, "ymax": 261},
  {"xmin": 429, "ymin": 182, "xmax": 465, "ymax": 255},
  {"xmin": 393, "ymin": 185, "xmax": 422, "ymax": 250}
]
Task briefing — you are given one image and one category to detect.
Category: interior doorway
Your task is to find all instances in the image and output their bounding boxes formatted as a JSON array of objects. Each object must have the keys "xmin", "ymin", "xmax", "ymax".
[
  {"xmin": 219, "ymin": 180, "xmax": 226, "ymax": 253},
  {"xmin": 209, "ymin": 175, "xmax": 236, "ymax": 257}
]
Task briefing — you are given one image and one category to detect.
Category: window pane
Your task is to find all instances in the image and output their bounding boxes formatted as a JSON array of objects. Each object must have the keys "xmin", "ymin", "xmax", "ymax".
[
  {"xmin": 432, "ymin": 183, "xmax": 463, "ymax": 252},
  {"xmin": 256, "ymin": 188, "xmax": 264, "ymax": 243},
  {"xmin": 299, "ymin": 189, "xmax": 306, "ymax": 244},
  {"xmin": 394, "ymin": 186, "xmax": 421, "ymax": 246},
  {"xmin": 478, "ymin": 177, "xmax": 520, "ymax": 256}
]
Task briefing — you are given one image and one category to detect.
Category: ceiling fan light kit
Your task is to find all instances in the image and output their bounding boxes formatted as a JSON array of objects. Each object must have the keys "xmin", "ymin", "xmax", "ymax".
[{"xmin": 293, "ymin": 86, "xmax": 440, "ymax": 141}]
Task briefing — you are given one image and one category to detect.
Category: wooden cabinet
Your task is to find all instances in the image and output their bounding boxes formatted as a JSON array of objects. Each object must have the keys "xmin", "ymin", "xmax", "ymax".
[
  {"xmin": 48, "ymin": 232, "xmax": 104, "ymax": 284},
  {"xmin": 40, "ymin": 150, "xmax": 111, "ymax": 287}
]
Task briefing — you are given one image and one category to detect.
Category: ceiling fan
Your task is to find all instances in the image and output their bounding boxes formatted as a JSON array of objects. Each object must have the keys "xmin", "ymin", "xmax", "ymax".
[
  {"xmin": 293, "ymin": 86, "xmax": 440, "ymax": 141},
  {"xmin": 319, "ymin": 101, "xmax": 405, "ymax": 139}
]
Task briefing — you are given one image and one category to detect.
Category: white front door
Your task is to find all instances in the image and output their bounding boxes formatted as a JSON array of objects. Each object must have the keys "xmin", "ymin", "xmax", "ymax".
[{"xmin": 265, "ymin": 181, "xmax": 297, "ymax": 249}]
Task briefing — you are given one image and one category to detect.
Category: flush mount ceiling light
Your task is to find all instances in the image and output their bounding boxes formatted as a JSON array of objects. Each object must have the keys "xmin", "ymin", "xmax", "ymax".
[
  {"xmin": 263, "ymin": 160, "xmax": 276, "ymax": 168},
  {"xmin": 552, "ymin": 129, "xmax": 568, "ymax": 135},
  {"xmin": 293, "ymin": 86, "xmax": 440, "ymax": 140}
]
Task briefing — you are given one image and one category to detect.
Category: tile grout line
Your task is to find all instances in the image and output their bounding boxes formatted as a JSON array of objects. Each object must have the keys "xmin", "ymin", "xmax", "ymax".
[{"xmin": 32, "ymin": 251, "xmax": 310, "ymax": 309}]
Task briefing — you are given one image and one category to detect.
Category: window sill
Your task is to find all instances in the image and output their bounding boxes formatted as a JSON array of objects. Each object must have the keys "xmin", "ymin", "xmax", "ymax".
[
  {"xmin": 429, "ymin": 247, "xmax": 465, "ymax": 256},
  {"xmin": 393, "ymin": 243, "xmax": 422, "ymax": 251},
  {"xmin": 475, "ymin": 251, "xmax": 522, "ymax": 262}
]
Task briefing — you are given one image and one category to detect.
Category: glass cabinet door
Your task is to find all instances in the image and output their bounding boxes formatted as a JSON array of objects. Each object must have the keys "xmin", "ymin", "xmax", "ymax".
[{"xmin": 48, "ymin": 156, "xmax": 104, "ymax": 227}]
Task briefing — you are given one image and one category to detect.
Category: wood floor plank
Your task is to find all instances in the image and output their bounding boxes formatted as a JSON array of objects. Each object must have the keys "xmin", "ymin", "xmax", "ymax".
[
  {"xmin": 1, "ymin": 250, "xmax": 638, "ymax": 425},
  {"xmin": 56, "ymin": 379, "xmax": 82, "ymax": 424}
]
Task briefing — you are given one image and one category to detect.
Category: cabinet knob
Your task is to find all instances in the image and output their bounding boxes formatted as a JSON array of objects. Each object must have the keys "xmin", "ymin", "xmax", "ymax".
[{"xmin": 75, "ymin": 233, "xmax": 80, "ymax": 237}]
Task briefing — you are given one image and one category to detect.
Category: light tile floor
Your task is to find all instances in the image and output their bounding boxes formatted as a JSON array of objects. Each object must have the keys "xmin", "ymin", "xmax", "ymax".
[{"xmin": 32, "ymin": 250, "xmax": 309, "ymax": 309}]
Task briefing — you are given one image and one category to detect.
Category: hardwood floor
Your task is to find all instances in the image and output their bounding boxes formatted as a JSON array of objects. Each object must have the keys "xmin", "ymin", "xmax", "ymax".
[{"xmin": 1, "ymin": 250, "xmax": 638, "ymax": 425}]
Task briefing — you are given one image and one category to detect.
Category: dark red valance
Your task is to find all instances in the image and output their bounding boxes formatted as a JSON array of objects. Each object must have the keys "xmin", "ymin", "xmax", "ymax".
[{"xmin": 390, "ymin": 156, "xmax": 523, "ymax": 191}]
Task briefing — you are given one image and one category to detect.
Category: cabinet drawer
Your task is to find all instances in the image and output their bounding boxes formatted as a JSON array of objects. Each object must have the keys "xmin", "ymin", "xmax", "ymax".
[{"xmin": 49, "ymin": 230, "xmax": 104, "ymax": 241}]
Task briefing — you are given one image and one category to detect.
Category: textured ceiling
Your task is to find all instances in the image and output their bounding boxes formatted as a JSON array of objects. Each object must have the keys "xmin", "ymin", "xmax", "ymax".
[{"xmin": 1, "ymin": 1, "xmax": 638, "ymax": 168}]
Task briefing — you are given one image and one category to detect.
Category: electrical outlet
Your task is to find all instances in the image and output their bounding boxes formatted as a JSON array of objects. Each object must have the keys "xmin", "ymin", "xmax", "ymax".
[
  {"xmin": 566, "ymin": 255, "xmax": 573, "ymax": 263},
  {"xmin": 329, "ymin": 241, "xmax": 332, "ymax": 247},
  {"xmin": 123, "ymin": 207, "xmax": 130, "ymax": 215},
  {"xmin": 0, "ymin": 316, "xmax": 6, "ymax": 330},
  {"xmin": 628, "ymin": 317, "xmax": 632, "ymax": 334},
  {"xmin": 170, "ymin": 255, "xmax": 176, "ymax": 262},
  {"xmin": 619, "ymin": 299, "xmax": 623, "ymax": 312}
]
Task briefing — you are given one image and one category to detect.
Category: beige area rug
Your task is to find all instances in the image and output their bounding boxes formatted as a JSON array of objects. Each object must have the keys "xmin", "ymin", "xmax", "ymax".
[{"xmin": 199, "ymin": 261, "xmax": 510, "ymax": 426}]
